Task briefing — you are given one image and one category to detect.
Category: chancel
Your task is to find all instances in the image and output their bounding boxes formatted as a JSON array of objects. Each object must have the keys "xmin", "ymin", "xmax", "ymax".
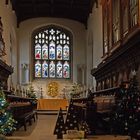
[{"xmin": 0, "ymin": 0, "xmax": 140, "ymax": 139}]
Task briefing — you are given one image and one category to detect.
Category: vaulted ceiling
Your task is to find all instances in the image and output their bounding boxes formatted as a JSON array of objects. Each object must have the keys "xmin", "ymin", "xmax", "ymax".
[{"xmin": 10, "ymin": 0, "xmax": 97, "ymax": 27}]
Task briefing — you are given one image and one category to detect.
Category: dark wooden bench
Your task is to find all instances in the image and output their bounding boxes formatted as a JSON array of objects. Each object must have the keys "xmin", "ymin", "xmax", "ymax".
[
  {"xmin": 15, "ymin": 111, "xmax": 36, "ymax": 131},
  {"xmin": 11, "ymin": 104, "xmax": 37, "ymax": 131},
  {"xmin": 6, "ymin": 95, "xmax": 38, "ymax": 131}
]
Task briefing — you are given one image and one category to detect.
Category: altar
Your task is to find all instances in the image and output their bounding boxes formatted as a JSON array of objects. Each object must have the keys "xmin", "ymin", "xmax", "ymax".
[{"xmin": 37, "ymin": 99, "xmax": 69, "ymax": 110}]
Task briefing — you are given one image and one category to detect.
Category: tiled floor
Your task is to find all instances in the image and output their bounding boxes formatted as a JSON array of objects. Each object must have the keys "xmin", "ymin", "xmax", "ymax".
[{"xmin": 6, "ymin": 114, "xmax": 130, "ymax": 140}]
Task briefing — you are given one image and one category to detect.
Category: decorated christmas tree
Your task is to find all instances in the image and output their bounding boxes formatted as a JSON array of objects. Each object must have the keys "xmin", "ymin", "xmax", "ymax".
[
  {"xmin": 79, "ymin": 121, "xmax": 90, "ymax": 138},
  {"xmin": 65, "ymin": 100, "xmax": 79, "ymax": 131},
  {"xmin": 0, "ymin": 88, "xmax": 16, "ymax": 136},
  {"xmin": 112, "ymin": 76, "xmax": 140, "ymax": 137},
  {"xmin": 54, "ymin": 108, "xmax": 66, "ymax": 139}
]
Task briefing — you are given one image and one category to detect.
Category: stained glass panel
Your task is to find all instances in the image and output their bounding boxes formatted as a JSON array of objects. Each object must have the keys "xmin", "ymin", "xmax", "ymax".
[
  {"xmin": 35, "ymin": 40, "xmax": 38, "ymax": 44},
  {"xmin": 35, "ymin": 44, "xmax": 41, "ymax": 59},
  {"xmin": 52, "ymin": 35, "xmax": 55, "ymax": 40},
  {"xmin": 42, "ymin": 39, "xmax": 45, "ymax": 43},
  {"xmin": 39, "ymin": 33, "xmax": 41, "ymax": 38},
  {"xmin": 57, "ymin": 61, "xmax": 63, "ymax": 78},
  {"xmin": 49, "ymin": 61, "xmax": 55, "ymax": 78},
  {"xmin": 42, "ymin": 44, "xmax": 48, "ymax": 59},
  {"xmin": 50, "ymin": 29, "xmax": 55, "ymax": 35},
  {"xmin": 63, "ymin": 34, "xmax": 66, "ymax": 39},
  {"xmin": 49, "ymin": 41, "xmax": 55, "ymax": 60},
  {"xmin": 57, "ymin": 45, "xmax": 62, "ymax": 60},
  {"xmin": 35, "ymin": 35, "xmax": 38, "ymax": 39},
  {"xmin": 42, "ymin": 61, "xmax": 48, "ymax": 77},
  {"xmin": 63, "ymin": 45, "xmax": 69, "ymax": 60},
  {"xmin": 49, "ymin": 35, "xmax": 52, "ymax": 40},
  {"xmin": 39, "ymin": 39, "xmax": 41, "ymax": 44},
  {"xmin": 35, "ymin": 61, "xmax": 41, "ymax": 77},
  {"xmin": 63, "ymin": 61, "xmax": 70, "ymax": 78},
  {"xmin": 42, "ymin": 33, "xmax": 45, "ymax": 38}
]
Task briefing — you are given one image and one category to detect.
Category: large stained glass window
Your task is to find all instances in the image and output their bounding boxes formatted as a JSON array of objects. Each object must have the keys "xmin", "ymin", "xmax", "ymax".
[{"xmin": 33, "ymin": 25, "xmax": 72, "ymax": 79}]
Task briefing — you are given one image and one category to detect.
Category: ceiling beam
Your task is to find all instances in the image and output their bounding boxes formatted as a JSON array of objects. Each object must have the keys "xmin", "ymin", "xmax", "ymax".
[
  {"xmin": 10, "ymin": 0, "xmax": 94, "ymax": 28},
  {"xmin": 32, "ymin": 0, "xmax": 37, "ymax": 15}
]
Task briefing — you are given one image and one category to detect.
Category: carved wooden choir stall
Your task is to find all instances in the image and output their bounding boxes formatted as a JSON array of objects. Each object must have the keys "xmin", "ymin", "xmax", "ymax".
[
  {"xmin": 69, "ymin": 0, "xmax": 140, "ymax": 138},
  {"xmin": 0, "ymin": 16, "xmax": 37, "ymax": 132}
]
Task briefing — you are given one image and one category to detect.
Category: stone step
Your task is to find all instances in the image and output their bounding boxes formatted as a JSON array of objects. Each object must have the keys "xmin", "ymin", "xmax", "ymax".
[{"xmin": 37, "ymin": 110, "xmax": 67, "ymax": 115}]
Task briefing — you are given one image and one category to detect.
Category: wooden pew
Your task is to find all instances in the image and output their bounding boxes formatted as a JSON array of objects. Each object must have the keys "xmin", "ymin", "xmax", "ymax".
[
  {"xmin": 71, "ymin": 87, "xmax": 119, "ymax": 134},
  {"xmin": 6, "ymin": 95, "xmax": 37, "ymax": 131}
]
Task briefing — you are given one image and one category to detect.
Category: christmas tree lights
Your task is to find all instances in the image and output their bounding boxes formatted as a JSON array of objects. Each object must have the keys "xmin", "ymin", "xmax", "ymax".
[
  {"xmin": 112, "ymin": 76, "xmax": 140, "ymax": 138},
  {"xmin": 0, "ymin": 88, "xmax": 16, "ymax": 136}
]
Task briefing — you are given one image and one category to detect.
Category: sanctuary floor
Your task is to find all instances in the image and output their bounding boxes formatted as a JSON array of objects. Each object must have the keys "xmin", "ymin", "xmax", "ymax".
[{"xmin": 6, "ymin": 114, "xmax": 130, "ymax": 140}]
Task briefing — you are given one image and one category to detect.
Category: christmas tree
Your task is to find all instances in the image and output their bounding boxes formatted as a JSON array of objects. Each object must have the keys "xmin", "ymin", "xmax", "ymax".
[
  {"xmin": 79, "ymin": 121, "xmax": 90, "ymax": 138},
  {"xmin": 54, "ymin": 108, "xmax": 66, "ymax": 139},
  {"xmin": 27, "ymin": 85, "xmax": 36, "ymax": 99},
  {"xmin": 112, "ymin": 76, "xmax": 140, "ymax": 137},
  {"xmin": 70, "ymin": 83, "xmax": 81, "ymax": 98},
  {"xmin": 0, "ymin": 88, "xmax": 16, "ymax": 136},
  {"xmin": 65, "ymin": 100, "xmax": 79, "ymax": 131},
  {"xmin": 27, "ymin": 85, "xmax": 37, "ymax": 109}
]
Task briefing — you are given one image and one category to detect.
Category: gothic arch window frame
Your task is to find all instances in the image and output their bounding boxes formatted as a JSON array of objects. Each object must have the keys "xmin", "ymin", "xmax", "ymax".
[{"xmin": 32, "ymin": 25, "xmax": 73, "ymax": 80}]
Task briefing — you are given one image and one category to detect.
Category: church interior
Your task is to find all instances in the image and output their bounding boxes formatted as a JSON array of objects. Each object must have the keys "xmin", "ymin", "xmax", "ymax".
[{"xmin": 0, "ymin": 0, "xmax": 140, "ymax": 139}]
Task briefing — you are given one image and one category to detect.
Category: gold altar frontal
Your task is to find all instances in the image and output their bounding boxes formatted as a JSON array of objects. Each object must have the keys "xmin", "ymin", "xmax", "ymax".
[{"xmin": 37, "ymin": 99, "xmax": 69, "ymax": 110}]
